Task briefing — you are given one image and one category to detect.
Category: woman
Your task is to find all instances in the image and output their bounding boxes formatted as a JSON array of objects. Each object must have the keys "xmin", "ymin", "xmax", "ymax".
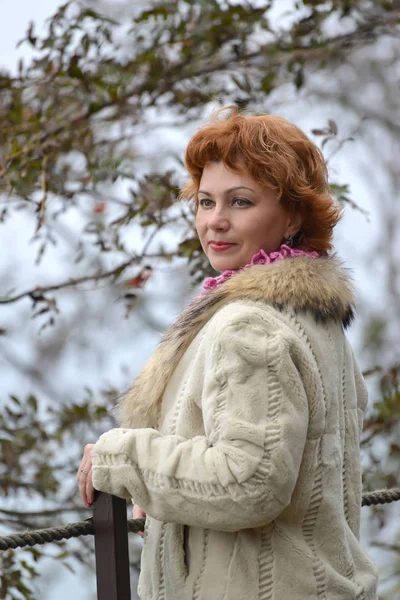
[{"xmin": 78, "ymin": 107, "xmax": 378, "ymax": 599}]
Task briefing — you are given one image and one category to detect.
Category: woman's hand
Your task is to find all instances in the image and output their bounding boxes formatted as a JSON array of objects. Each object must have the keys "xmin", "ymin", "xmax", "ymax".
[
  {"xmin": 132, "ymin": 504, "xmax": 146, "ymax": 538},
  {"xmin": 77, "ymin": 442, "xmax": 147, "ymax": 536},
  {"xmin": 77, "ymin": 443, "xmax": 95, "ymax": 508}
]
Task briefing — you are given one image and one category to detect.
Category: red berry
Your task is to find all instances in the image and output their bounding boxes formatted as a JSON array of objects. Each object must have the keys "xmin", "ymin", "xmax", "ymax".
[{"xmin": 94, "ymin": 202, "xmax": 106, "ymax": 214}]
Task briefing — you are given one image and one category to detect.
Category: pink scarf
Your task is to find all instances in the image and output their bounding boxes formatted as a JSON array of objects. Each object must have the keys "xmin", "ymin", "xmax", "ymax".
[{"xmin": 201, "ymin": 244, "xmax": 319, "ymax": 294}]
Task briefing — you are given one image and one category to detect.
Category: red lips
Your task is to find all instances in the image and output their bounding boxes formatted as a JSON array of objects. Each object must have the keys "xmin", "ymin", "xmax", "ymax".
[{"xmin": 209, "ymin": 242, "xmax": 236, "ymax": 252}]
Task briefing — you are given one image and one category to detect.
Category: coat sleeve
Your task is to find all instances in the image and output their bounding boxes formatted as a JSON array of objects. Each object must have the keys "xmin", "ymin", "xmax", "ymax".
[{"xmin": 91, "ymin": 309, "xmax": 310, "ymax": 531}]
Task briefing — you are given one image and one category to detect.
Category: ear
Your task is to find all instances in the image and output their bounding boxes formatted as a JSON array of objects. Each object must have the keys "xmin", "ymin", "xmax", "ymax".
[{"xmin": 284, "ymin": 208, "xmax": 302, "ymax": 238}]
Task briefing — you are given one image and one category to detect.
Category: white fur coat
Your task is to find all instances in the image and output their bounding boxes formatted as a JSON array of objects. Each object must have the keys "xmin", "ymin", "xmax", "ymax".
[{"xmin": 92, "ymin": 255, "xmax": 378, "ymax": 599}]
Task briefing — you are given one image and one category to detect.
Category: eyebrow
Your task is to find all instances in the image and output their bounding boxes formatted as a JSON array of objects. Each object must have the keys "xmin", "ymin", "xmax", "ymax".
[{"xmin": 196, "ymin": 186, "xmax": 255, "ymax": 196}]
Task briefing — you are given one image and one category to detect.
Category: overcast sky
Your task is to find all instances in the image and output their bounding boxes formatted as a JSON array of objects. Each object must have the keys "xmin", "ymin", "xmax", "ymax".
[{"xmin": 0, "ymin": 0, "xmax": 61, "ymax": 68}]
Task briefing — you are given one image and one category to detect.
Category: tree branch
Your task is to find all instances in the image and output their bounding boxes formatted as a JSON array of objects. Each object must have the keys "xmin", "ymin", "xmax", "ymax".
[
  {"xmin": 372, "ymin": 541, "xmax": 400, "ymax": 554},
  {"xmin": 1, "ymin": 9, "xmax": 398, "ymax": 180},
  {"xmin": 0, "ymin": 250, "xmax": 179, "ymax": 305}
]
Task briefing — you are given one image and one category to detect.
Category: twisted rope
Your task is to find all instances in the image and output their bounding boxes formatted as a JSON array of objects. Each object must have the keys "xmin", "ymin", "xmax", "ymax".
[
  {"xmin": 0, "ymin": 519, "xmax": 94, "ymax": 551},
  {"xmin": 361, "ymin": 488, "xmax": 400, "ymax": 507},
  {"xmin": 1, "ymin": 489, "xmax": 399, "ymax": 552},
  {"xmin": 0, "ymin": 517, "xmax": 146, "ymax": 552}
]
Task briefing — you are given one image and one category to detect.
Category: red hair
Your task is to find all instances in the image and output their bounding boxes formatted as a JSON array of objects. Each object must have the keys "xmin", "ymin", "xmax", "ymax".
[{"xmin": 180, "ymin": 106, "xmax": 342, "ymax": 253}]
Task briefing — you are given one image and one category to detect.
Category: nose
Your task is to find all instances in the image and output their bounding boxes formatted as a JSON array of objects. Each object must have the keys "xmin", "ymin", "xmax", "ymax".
[{"xmin": 207, "ymin": 206, "xmax": 230, "ymax": 232}]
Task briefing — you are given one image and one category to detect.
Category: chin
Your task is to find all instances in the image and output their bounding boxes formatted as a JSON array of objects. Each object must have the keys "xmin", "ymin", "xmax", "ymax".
[
  {"xmin": 208, "ymin": 256, "xmax": 243, "ymax": 272},
  {"xmin": 206, "ymin": 246, "xmax": 250, "ymax": 272}
]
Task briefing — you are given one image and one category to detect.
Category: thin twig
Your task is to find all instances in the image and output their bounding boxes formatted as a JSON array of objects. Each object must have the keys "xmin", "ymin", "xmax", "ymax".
[
  {"xmin": 1, "ymin": 11, "xmax": 398, "ymax": 178},
  {"xmin": 0, "ymin": 251, "xmax": 178, "ymax": 305}
]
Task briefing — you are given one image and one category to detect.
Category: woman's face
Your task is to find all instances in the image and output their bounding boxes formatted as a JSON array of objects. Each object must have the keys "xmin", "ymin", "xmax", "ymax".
[{"xmin": 195, "ymin": 161, "xmax": 298, "ymax": 271}]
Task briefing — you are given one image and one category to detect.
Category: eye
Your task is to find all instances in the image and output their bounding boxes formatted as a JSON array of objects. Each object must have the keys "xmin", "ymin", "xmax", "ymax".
[
  {"xmin": 233, "ymin": 197, "xmax": 251, "ymax": 207},
  {"xmin": 198, "ymin": 198, "xmax": 214, "ymax": 208}
]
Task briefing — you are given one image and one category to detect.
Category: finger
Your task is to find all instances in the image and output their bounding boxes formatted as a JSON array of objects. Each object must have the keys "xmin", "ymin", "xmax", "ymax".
[
  {"xmin": 132, "ymin": 505, "xmax": 146, "ymax": 537},
  {"xmin": 77, "ymin": 468, "xmax": 89, "ymax": 508},
  {"xmin": 77, "ymin": 444, "xmax": 94, "ymax": 508},
  {"xmin": 86, "ymin": 466, "xmax": 95, "ymax": 506},
  {"xmin": 77, "ymin": 444, "xmax": 94, "ymax": 481},
  {"xmin": 133, "ymin": 505, "xmax": 146, "ymax": 519},
  {"xmin": 77, "ymin": 460, "xmax": 92, "ymax": 508}
]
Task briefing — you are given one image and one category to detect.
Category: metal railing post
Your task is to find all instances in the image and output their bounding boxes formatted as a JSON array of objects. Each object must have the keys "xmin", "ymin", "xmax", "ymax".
[{"xmin": 93, "ymin": 492, "xmax": 131, "ymax": 600}]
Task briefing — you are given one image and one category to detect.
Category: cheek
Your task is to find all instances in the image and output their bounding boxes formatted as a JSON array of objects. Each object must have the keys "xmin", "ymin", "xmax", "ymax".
[
  {"xmin": 195, "ymin": 214, "xmax": 205, "ymax": 238},
  {"xmin": 240, "ymin": 209, "xmax": 285, "ymax": 242},
  {"xmin": 240, "ymin": 214, "xmax": 269, "ymax": 236}
]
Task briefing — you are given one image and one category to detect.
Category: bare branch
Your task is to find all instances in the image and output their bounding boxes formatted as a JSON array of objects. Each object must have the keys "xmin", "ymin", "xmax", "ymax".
[{"xmin": 0, "ymin": 250, "xmax": 180, "ymax": 305}]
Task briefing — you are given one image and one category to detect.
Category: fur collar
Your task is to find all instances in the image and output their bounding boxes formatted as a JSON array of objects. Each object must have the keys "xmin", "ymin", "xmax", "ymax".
[{"xmin": 115, "ymin": 255, "xmax": 355, "ymax": 429}]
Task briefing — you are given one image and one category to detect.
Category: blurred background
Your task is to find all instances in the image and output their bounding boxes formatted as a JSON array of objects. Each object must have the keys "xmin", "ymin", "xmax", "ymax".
[{"xmin": 0, "ymin": 0, "xmax": 399, "ymax": 598}]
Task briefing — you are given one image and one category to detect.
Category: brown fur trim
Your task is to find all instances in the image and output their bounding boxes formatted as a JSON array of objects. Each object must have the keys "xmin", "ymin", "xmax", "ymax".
[{"xmin": 115, "ymin": 255, "xmax": 355, "ymax": 429}]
